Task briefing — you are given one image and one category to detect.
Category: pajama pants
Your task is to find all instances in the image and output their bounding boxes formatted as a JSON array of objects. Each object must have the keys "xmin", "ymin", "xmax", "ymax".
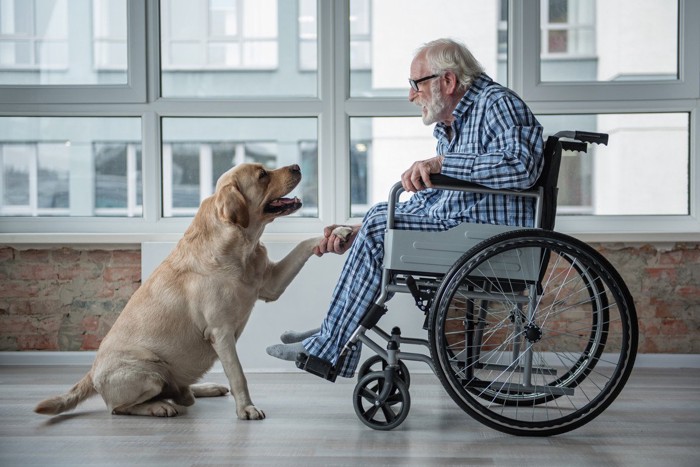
[{"xmin": 303, "ymin": 201, "xmax": 461, "ymax": 378}]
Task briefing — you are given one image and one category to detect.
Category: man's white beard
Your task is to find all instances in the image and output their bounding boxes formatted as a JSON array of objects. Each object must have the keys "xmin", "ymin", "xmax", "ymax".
[{"xmin": 420, "ymin": 82, "xmax": 447, "ymax": 126}]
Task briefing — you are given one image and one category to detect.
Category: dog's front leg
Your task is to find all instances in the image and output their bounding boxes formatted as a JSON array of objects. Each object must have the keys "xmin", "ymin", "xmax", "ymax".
[
  {"xmin": 259, "ymin": 237, "xmax": 321, "ymax": 302},
  {"xmin": 208, "ymin": 327, "xmax": 265, "ymax": 420}
]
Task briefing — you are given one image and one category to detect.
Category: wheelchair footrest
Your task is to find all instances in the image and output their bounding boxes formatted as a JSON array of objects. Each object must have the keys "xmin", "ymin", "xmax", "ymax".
[{"xmin": 296, "ymin": 352, "xmax": 338, "ymax": 382}]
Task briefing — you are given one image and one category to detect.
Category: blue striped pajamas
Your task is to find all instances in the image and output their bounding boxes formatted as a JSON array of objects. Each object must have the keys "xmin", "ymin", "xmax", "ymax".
[{"xmin": 304, "ymin": 74, "xmax": 544, "ymax": 378}]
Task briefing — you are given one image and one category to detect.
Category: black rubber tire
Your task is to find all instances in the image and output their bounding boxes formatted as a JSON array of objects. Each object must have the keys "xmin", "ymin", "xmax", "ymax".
[{"xmin": 353, "ymin": 370, "xmax": 411, "ymax": 431}]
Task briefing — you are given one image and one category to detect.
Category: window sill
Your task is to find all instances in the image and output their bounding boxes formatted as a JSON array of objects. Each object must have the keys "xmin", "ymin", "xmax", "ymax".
[{"xmin": 0, "ymin": 230, "xmax": 697, "ymax": 247}]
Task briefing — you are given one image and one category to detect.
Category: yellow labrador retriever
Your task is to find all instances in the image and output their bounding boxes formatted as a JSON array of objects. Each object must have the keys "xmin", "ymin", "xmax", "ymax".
[{"xmin": 35, "ymin": 163, "xmax": 320, "ymax": 420}]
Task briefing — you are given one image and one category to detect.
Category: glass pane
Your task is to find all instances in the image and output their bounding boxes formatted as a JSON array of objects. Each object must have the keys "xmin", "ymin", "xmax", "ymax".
[
  {"xmin": 350, "ymin": 117, "xmax": 435, "ymax": 217},
  {"xmin": 350, "ymin": 0, "xmax": 508, "ymax": 97},
  {"xmin": 1, "ymin": 145, "xmax": 32, "ymax": 207},
  {"xmin": 548, "ymin": 0, "xmax": 568, "ymax": 23},
  {"xmin": 538, "ymin": 113, "xmax": 689, "ymax": 215},
  {"xmin": 298, "ymin": 0, "xmax": 317, "ymax": 71},
  {"xmin": 540, "ymin": 0, "xmax": 678, "ymax": 82},
  {"xmin": 0, "ymin": 117, "xmax": 142, "ymax": 217},
  {"xmin": 37, "ymin": 143, "xmax": 69, "ymax": 209},
  {"xmin": 94, "ymin": 143, "xmax": 142, "ymax": 216},
  {"xmin": 0, "ymin": 0, "xmax": 128, "ymax": 85},
  {"xmin": 160, "ymin": 0, "xmax": 317, "ymax": 97},
  {"xmin": 161, "ymin": 118, "xmax": 318, "ymax": 218}
]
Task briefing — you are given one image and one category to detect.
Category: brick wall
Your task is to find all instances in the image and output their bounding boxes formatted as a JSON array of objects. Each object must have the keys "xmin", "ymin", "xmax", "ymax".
[
  {"xmin": 0, "ymin": 243, "xmax": 698, "ymax": 353},
  {"xmin": 0, "ymin": 247, "xmax": 140, "ymax": 351},
  {"xmin": 598, "ymin": 243, "xmax": 700, "ymax": 353}
]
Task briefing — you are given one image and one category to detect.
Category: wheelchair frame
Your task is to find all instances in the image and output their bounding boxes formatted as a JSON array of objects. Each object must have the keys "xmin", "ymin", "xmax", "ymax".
[{"xmin": 297, "ymin": 131, "xmax": 638, "ymax": 436}]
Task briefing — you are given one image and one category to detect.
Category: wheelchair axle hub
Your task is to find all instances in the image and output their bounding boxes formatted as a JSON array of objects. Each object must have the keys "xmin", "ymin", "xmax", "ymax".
[{"xmin": 524, "ymin": 323, "xmax": 543, "ymax": 343}]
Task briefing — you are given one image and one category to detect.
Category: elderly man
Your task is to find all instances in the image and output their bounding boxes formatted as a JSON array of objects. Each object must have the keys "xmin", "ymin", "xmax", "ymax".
[{"xmin": 267, "ymin": 38, "xmax": 544, "ymax": 378}]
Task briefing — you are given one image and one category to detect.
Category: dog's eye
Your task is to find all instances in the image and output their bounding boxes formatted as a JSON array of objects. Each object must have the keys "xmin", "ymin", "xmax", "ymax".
[{"xmin": 258, "ymin": 169, "xmax": 268, "ymax": 180}]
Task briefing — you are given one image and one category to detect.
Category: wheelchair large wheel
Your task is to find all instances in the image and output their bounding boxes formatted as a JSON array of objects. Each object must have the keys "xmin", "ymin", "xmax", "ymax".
[{"xmin": 429, "ymin": 229, "xmax": 637, "ymax": 436}]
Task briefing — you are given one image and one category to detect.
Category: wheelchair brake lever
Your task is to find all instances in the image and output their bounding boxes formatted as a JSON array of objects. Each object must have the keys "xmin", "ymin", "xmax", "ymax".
[{"xmin": 406, "ymin": 275, "xmax": 431, "ymax": 313}]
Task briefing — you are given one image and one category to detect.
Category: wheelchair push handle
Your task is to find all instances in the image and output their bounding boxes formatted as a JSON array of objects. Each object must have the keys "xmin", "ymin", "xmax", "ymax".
[{"xmin": 554, "ymin": 130, "xmax": 608, "ymax": 146}]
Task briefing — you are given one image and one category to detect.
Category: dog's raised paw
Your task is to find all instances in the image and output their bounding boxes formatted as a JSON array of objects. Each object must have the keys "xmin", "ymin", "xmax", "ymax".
[
  {"xmin": 238, "ymin": 405, "xmax": 266, "ymax": 420},
  {"xmin": 332, "ymin": 226, "xmax": 353, "ymax": 242}
]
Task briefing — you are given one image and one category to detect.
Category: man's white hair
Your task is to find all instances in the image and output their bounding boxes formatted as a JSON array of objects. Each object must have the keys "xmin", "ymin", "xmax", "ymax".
[{"xmin": 416, "ymin": 38, "xmax": 485, "ymax": 91}]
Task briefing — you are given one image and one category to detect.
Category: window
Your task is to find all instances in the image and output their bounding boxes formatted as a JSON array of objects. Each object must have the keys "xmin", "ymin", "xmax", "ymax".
[
  {"xmin": 0, "ymin": 0, "xmax": 698, "ymax": 241},
  {"xmin": 0, "ymin": 117, "xmax": 142, "ymax": 217},
  {"xmin": 94, "ymin": 142, "xmax": 142, "ymax": 216},
  {"xmin": 0, "ymin": 0, "xmax": 142, "ymax": 103},
  {"xmin": 538, "ymin": 113, "xmax": 689, "ymax": 216},
  {"xmin": 0, "ymin": 0, "xmax": 128, "ymax": 84},
  {"xmin": 161, "ymin": 117, "xmax": 318, "ymax": 218},
  {"xmin": 93, "ymin": 0, "xmax": 128, "ymax": 71},
  {"xmin": 540, "ymin": 0, "xmax": 678, "ymax": 82},
  {"xmin": 161, "ymin": 0, "xmax": 278, "ymax": 70},
  {"xmin": 0, "ymin": 0, "xmax": 69, "ymax": 73},
  {"xmin": 160, "ymin": 0, "xmax": 317, "ymax": 98},
  {"xmin": 298, "ymin": 0, "xmax": 317, "ymax": 70},
  {"xmin": 541, "ymin": 0, "xmax": 595, "ymax": 57},
  {"xmin": 350, "ymin": 0, "xmax": 508, "ymax": 97}
]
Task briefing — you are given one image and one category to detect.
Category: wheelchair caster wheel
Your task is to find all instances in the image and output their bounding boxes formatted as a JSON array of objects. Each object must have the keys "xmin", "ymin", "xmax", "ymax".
[
  {"xmin": 357, "ymin": 355, "xmax": 411, "ymax": 389},
  {"xmin": 353, "ymin": 371, "xmax": 410, "ymax": 430}
]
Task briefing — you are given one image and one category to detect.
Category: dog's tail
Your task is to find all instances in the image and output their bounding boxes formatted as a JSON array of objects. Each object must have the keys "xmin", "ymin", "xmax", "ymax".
[{"xmin": 34, "ymin": 373, "xmax": 97, "ymax": 416}]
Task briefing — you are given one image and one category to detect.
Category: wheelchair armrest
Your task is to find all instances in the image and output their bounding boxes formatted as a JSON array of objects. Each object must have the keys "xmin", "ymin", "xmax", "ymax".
[
  {"xmin": 386, "ymin": 175, "xmax": 543, "ymax": 230},
  {"xmin": 429, "ymin": 173, "xmax": 492, "ymax": 192}
]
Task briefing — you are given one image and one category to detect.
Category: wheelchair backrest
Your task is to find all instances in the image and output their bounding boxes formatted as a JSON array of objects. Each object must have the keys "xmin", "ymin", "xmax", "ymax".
[{"xmin": 537, "ymin": 135, "xmax": 564, "ymax": 232}]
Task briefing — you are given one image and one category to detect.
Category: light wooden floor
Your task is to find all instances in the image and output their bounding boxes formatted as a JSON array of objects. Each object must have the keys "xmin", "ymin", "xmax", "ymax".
[{"xmin": 1, "ymin": 365, "xmax": 699, "ymax": 467}]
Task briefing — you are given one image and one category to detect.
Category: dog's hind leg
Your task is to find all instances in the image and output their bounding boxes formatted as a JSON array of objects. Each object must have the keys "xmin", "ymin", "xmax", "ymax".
[
  {"xmin": 98, "ymin": 370, "xmax": 179, "ymax": 417},
  {"xmin": 190, "ymin": 383, "xmax": 230, "ymax": 398}
]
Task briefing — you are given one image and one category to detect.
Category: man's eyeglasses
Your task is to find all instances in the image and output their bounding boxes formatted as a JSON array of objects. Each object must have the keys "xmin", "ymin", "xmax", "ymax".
[{"xmin": 409, "ymin": 74, "xmax": 438, "ymax": 91}]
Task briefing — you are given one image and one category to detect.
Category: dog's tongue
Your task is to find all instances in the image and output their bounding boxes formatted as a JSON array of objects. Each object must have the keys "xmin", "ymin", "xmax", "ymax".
[{"xmin": 269, "ymin": 196, "xmax": 300, "ymax": 207}]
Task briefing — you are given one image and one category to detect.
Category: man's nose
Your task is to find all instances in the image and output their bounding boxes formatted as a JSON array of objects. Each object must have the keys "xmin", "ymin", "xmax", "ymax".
[{"xmin": 408, "ymin": 87, "xmax": 417, "ymax": 102}]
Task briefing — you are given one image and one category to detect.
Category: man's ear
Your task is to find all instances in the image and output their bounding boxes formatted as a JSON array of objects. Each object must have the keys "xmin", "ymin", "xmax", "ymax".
[
  {"xmin": 215, "ymin": 182, "xmax": 249, "ymax": 228},
  {"xmin": 443, "ymin": 70, "xmax": 458, "ymax": 95}
]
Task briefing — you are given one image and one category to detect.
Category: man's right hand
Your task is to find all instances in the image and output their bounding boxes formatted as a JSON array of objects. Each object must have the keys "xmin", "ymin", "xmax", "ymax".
[{"xmin": 313, "ymin": 224, "xmax": 360, "ymax": 256}]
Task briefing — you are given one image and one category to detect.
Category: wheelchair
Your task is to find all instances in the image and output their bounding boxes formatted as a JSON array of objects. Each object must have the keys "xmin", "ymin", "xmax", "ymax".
[{"xmin": 297, "ymin": 130, "xmax": 638, "ymax": 436}]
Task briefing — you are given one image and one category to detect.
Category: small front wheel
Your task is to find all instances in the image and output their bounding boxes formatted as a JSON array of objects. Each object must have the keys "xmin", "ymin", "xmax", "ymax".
[
  {"xmin": 357, "ymin": 354, "xmax": 411, "ymax": 389},
  {"xmin": 353, "ymin": 371, "xmax": 411, "ymax": 430}
]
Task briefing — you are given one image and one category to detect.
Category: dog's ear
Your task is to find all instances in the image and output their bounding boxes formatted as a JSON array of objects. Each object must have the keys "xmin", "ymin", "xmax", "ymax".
[{"xmin": 215, "ymin": 182, "xmax": 249, "ymax": 228}]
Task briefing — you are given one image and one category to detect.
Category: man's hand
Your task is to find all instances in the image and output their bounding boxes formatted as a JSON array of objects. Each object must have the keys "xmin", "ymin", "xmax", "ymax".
[
  {"xmin": 313, "ymin": 224, "xmax": 360, "ymax": 257},
  {"xmin": 401, "ymin": 155, "xmax": 444, "ymax": 192}
]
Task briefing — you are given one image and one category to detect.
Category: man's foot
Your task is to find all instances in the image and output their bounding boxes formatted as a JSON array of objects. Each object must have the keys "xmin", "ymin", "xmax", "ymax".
[
  {"xmin": 266, "ymin": 342, "xmax": 307, "ymax": 361},
  {"xmin": 279, "ymin": 327, "xmax": 321, "ymax": 344}
]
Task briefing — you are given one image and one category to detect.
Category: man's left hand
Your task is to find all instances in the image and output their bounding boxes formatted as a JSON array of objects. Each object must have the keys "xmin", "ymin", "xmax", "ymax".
[{"xmin": 401, "ymin": 155, "xmax": 444, "ymax": 192}]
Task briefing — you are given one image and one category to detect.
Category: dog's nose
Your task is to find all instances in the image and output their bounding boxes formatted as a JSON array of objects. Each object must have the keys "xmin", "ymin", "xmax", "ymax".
[{"xmin": 289, "ymin": 164, "xmax": 301, "ymax": 174}]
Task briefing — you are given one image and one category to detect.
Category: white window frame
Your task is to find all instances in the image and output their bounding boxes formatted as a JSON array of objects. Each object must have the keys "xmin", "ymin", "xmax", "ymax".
[{"xmin": 0, "ymin": 0, "xmax": 698, "ymax": 244}]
